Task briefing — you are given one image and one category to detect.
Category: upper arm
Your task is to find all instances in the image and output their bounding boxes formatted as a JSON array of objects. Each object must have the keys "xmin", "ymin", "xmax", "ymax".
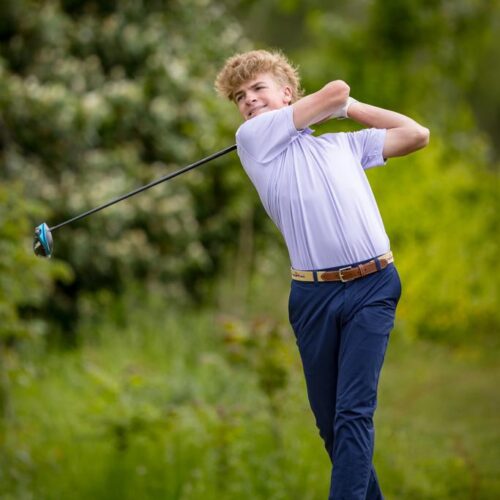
[
  {"xmin": 292, "ymin": 80, "xmax": 350, "ymax": 130},
  {"xmin": 383, "ymin": 126, "xmax": 430, "ymax": 158}
]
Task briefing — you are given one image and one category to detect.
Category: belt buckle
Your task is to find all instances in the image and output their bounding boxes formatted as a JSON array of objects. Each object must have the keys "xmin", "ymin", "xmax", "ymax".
[{"xmin": 338, "ymin": 266, "xmax": 353, "ymax": 283}]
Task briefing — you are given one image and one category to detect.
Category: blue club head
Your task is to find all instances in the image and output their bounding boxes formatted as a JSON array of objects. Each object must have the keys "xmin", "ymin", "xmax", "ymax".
[{"xmin": 33, "ymin": 223, "xmax": 53, "ymax": 258}]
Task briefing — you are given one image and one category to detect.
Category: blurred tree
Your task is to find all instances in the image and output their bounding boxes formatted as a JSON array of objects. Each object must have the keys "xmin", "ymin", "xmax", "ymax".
[{"xmin": 0, "ymin": 0, "xmax": 268, "ymax": 341}]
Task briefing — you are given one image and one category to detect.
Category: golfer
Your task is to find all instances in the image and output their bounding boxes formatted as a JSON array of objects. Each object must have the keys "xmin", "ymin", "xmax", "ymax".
[{"xmin": 215, "ymin": 50, "xmax": 429, "ymax": 499}]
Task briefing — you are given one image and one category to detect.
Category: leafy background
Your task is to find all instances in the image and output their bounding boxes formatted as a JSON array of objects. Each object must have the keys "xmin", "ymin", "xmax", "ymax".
[{"xmin": 0, "ymin": 0, "xmax": 498, "ymax": 498}]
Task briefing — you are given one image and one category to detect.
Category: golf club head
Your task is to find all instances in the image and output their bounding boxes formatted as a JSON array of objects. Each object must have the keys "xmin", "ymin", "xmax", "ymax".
[{"xmin": 33, "ymin": 223, "xmax": 53, "ymax": 258}]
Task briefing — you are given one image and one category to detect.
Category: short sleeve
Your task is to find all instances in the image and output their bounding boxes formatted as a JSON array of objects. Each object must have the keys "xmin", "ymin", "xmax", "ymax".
[
  {"xmin": 345, "ymin": 128, "xmax": 387, "ymax": 170},
  {"xmin": 236, "ymin": 106, "xmax": 299, "ymax": 163}
]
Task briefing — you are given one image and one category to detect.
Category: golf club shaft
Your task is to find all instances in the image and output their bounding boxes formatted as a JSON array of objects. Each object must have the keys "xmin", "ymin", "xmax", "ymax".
[{"xmin": 49, "ymin": 144, "xmax": 237, "ymax": 232}]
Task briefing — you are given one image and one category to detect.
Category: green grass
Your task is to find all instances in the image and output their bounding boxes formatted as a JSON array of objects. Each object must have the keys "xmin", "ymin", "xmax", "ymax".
[
  {"xmin": 0, "ymin": 295, "xmax": 498, "ymax": 499},
  {"xmin": 376, "ymin": 337, "xmax": 500, "ymax": 499}
]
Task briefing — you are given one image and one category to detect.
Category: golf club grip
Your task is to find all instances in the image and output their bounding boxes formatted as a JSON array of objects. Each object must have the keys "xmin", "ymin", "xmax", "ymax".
[{"xmin": 49, "ymin": 144, "xmax": 237, "ymax": 232}]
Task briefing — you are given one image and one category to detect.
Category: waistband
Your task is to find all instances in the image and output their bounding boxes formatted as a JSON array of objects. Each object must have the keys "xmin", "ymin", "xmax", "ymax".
[{"xmin": 291, "ymin": 251, "xmax": 394, "ymax": 283}]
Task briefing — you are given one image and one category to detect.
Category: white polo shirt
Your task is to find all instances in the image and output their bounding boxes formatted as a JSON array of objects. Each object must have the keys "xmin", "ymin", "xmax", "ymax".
[{"xmin": 236, "ymin": 105, "xmax": 390, "ymax": 270}]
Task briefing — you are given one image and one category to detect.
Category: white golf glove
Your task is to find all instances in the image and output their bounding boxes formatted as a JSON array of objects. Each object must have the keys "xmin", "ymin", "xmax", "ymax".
[{"xmin": 332, "ymin": 97, "xmax": 358, "ymax": 120}]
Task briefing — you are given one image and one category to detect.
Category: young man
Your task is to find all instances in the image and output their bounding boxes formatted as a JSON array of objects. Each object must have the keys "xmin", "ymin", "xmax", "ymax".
[{"xmin": 215, "ymin": 50, "xmax": 429, "ymax": 499}]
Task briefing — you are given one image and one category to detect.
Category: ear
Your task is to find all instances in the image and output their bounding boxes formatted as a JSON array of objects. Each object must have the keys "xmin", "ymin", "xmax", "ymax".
[{"xmin": 283, "ymin": 85, "xmax": 293, "ymax": 104}]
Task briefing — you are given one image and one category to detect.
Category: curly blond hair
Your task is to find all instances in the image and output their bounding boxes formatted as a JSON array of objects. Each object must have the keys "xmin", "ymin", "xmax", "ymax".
[{"xmin": 214, "ymin": 49, "xmax": 304, "ymax": 103}]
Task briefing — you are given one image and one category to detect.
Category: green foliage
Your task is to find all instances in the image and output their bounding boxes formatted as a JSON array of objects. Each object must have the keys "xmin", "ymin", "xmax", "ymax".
[
  {"xmin": 219, "ymin": 315, "xmax": 291, "ymax": 415},
  {"xmin": 0, "ymin": 0, "xmax": 263, "ymax": 335},
  {"xmin": 1, "ymin": 2, "xmax": 498, "ymax": 498},
  {"xmin": 367, "ymin": 137, "xmax": 499, "ymax": 345},
  {"xmin": 1, "ymin": 300, "xmax": 499, "ymax": 498},
  {"xmin": 0, "ymin": 182, "xmax": 70, "ymax": 343},
  {"xmin": 0, "ymin": 180, "xmax": 72, "ymax": 418}
]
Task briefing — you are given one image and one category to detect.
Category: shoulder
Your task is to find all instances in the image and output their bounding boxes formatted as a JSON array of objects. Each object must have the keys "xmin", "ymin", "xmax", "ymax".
[
  {"xmin": 236, "ymin": 106, "xmax": 296, "ymax": 140},
  {"xmin": 235, "ymin": 106, "xmax": 300, "ymax": 163}
]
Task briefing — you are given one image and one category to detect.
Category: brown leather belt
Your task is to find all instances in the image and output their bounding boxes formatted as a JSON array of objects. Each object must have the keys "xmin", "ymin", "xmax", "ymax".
[{"xmin": 291, "ymin": 251, "xmax": 394, "ymax": 282}]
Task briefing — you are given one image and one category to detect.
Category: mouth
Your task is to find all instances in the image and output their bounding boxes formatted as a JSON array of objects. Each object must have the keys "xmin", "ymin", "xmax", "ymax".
[{"xmin": 248, "ymin": 105, "xmax": 266, "ymax": 118}]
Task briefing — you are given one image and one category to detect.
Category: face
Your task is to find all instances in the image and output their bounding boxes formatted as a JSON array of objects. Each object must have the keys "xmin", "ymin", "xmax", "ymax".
[{"xmin": 234, "ymin": 73, "xmax": 292, "ymax": 121}]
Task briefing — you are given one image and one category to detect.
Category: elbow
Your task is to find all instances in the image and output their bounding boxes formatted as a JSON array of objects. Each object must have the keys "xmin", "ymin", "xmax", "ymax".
[
  {"xmin": 385, "ymin": 125, "xmax": 430, "ymax": 158},
  {"xmin": 415, "ymin": 126, "xmax": 430, "ymax": 149},
  {"xmin": 324, "ymin": 80, "xmax": 350, "ymax": 108}
]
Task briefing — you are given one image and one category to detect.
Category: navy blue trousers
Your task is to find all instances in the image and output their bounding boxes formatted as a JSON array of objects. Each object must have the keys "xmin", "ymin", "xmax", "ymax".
[{"xmin": 288, "ymin": 260, "xmax": 402, "ymax": 499}]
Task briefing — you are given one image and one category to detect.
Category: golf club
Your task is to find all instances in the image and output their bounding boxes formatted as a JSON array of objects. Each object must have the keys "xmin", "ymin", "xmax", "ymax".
[{"xmin": 33, "ymin": 144, "xmax": 237, "ymax": 258}]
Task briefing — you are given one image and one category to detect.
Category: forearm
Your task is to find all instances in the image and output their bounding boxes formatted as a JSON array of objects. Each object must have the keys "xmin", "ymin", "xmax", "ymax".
[
  {"xmin": 347, "ymin": 101, "xmax": 424, "ymax": 130},
  {"xmin": 346, "ymin": 100, "xmax": 430, "ymax": 157}
]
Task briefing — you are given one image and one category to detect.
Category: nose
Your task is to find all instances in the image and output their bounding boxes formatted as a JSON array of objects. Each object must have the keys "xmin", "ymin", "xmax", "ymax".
[{"xmin": 245, "ymin": 93, "xmax": 257, "ymax": 105}]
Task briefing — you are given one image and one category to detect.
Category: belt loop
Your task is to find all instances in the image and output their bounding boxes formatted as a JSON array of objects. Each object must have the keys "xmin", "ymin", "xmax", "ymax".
[
  {"xmin": 374, "ymin": 257, "xmax": 382, "ymax": 271},
  {"xmin": 313, "ymin": 270, "xmax": 318, "ymax": 283}
]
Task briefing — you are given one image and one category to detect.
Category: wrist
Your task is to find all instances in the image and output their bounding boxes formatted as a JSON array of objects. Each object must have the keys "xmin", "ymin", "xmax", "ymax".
[{"xmin": 335, "ymin": 97, "xmax": 358, "ymax": 120}]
